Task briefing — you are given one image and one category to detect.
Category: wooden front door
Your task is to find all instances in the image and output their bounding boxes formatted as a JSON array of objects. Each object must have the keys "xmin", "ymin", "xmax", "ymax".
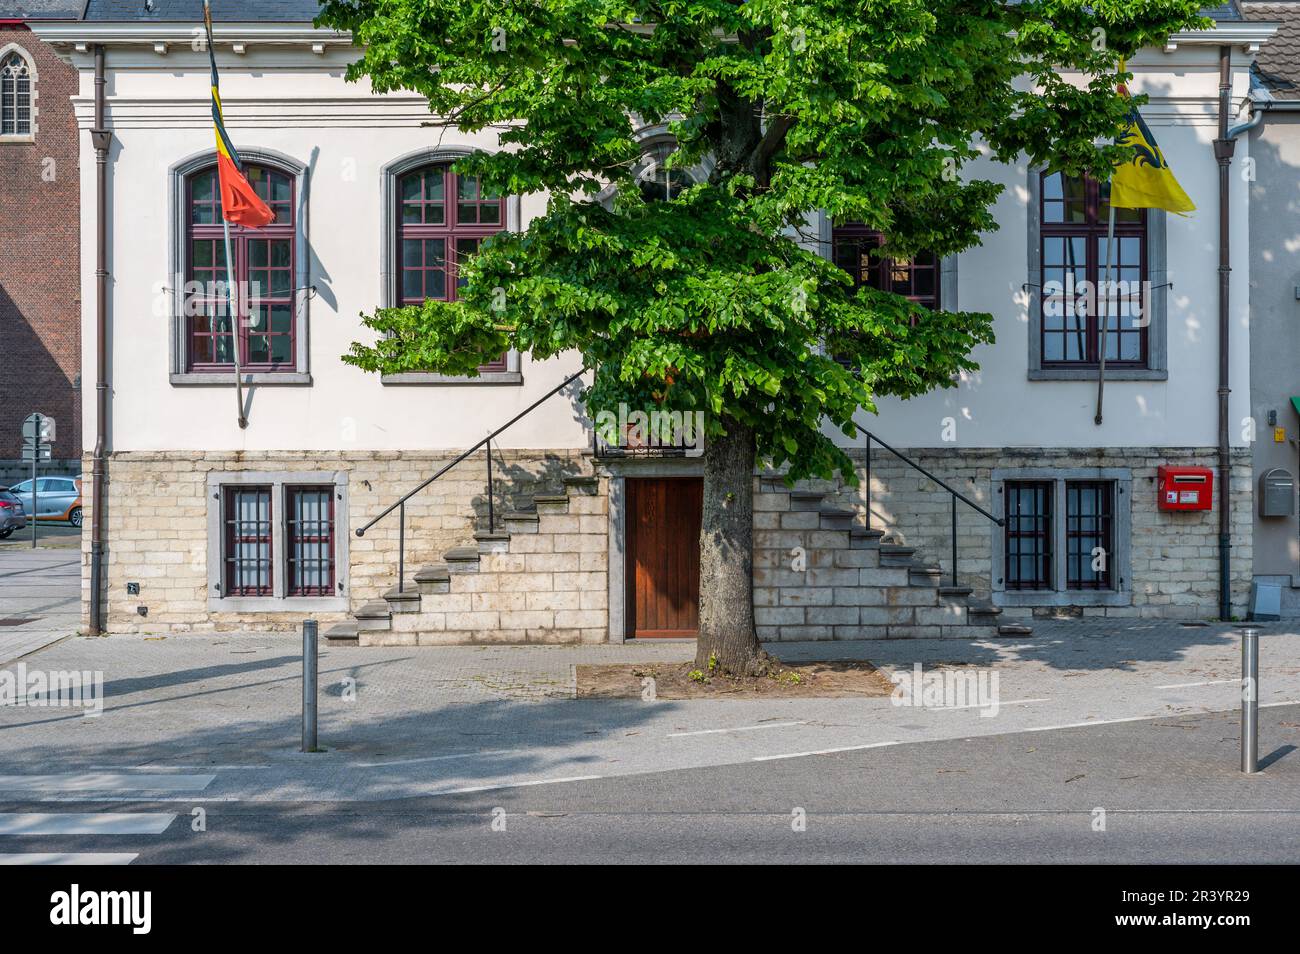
[{"xmin": 626, "ymin": 477, "xmax": 702, "ymax": 638}]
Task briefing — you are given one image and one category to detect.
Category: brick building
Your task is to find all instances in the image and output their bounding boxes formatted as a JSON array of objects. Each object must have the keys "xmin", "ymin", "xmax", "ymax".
[{"xmin": 0, "ymin": 2, "xmax": 82, "ymax": 484}]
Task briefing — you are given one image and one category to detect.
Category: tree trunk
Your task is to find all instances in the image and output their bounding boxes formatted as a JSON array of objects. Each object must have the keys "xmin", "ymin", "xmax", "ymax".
[{"xmin": 695, "ymin": 418, "xmax": 763, "ymax": 675}]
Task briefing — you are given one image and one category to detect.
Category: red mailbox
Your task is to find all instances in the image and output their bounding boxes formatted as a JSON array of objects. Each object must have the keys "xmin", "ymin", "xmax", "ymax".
[{"xmin": 1158, "ymin": 465, "xmax": 1213, "ymax": 511}]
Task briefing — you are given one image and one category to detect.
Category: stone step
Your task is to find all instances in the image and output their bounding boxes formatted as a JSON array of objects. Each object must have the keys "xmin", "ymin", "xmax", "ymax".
[
  {"xmin": 383, "ymin": 585, "xmax": 422, "ymax": 613},
  {"xmin": 939, "ymin": 585, "xmax": 974, "ymax": 597},
  {"xmin": 563, "ymin": 476, "xmax": 599, "ymax": 496},
  {"xmin": 473, "ymin": 531, "xmax": 511, "ymax": 554},
  {"xmin": 997, "ymin": 623, "xmax": 1034, "ymax": 637},
  {"xmin": 324, "ymin": 622, "xmax": 358, "ymax": 645},
  {"xmin": 789, "ymin": 491, "xmax": 827, "ymax": 512},
  {"xmin": 414, "ymin": 564, "xmax": 450, "ymax": 595},
  {"xmin": 444, "ymin": 546, "xmax": 482, "ymax": 573},
  {"xmin": 818, "ymin": 508, "xmax": 856, "ymax": 530},
  {"xmin": 502, "ymin": 511, "xmax": 540, "ymax": 534},
  {"xmin": 967, "ymin": 602, "xmax": 1003, "ymax": 624},
  {"xmin": 878, "ymin": 545, "xmax": 917, "ymax": 567},
  {"xmin": 908, "ymin": 564, "xmax": 944, "ymax": 586},
  {"xmin": 532, "ymin": 494, "xmax": 569, "ymax": 515},
  {"xmin": 849, "ymin": 527, "xmax": 886, "ymax": 549},
  {"xmin": 354, "ymin": 601, "xmax": 392, "ymax": 632}
]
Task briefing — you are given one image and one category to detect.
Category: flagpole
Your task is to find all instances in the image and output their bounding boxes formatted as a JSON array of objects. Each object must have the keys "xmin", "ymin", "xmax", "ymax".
[
  {"xmin": 1094, "ymin": 202, "xmax": 1117, "ymax": 426},
  {"xmin": 222, "ymin": 217, "xmax": 248, "ymax": 429},
  {"xmin": 206, "ymin": 0, "xmax": 247, "ymax": 429}
]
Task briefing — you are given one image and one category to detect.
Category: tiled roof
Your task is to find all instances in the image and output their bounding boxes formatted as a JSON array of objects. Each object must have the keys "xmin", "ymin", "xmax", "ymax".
[
  {"xmin": 0, "ymin": 0, "xmax": 87, "ymax": 18},
  {"xmin": 82, "ymin": 0, "xmax": 322, "ymax": 20},
  {"xmin": 1242, "ymin": 2, "xmax": 1300, "ymax": 99}
]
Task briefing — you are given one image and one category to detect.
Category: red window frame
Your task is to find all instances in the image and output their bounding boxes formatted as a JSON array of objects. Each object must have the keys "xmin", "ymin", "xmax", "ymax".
[
  {"xmin": 1005, "ymin": 481, "xmax": 1053, "ymax": 591},
  {"xmin": 832, "ymin": 224, "xmax": 941, "ymax": 311},
  {"xmin": 397, "ymin": 164, "xmax": 507, "ymax": 372},
  {"xmin": 186, "ymin": 164, "xmax": 297, "ymax": 372},
  {"xmin": 1040, "ymin": 171, "xmax": 1147, "ymax": 367},
  {"xmin": 222, "ymin": 486, "xmax": 273, "ymax": 597},
  {"xmin": 285, "ymin": 486, "xmax": 336, "ymax": 597}
]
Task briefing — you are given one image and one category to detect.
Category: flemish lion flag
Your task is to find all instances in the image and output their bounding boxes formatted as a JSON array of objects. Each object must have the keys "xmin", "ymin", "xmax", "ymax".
[
  {"xmin": 203, "ymin": 1, "xmax": 274, "ymax": 228},
  {"xmin": 1111, "ymin": 62, "xmax": 1195, "ymax": 214}
]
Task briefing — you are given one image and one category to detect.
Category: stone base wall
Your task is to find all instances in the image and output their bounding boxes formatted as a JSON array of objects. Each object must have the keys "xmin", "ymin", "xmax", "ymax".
[
  {"xmin": 82, "ymin": 443, "xmax": 1254, "ymax": 637},
  {"xmin": 82, "ymin": 449, "xmax": 591, "ymax": 634},
  {"xmin": 775, "ymin": 445, "xmax": 1253, "ymax": 620}
]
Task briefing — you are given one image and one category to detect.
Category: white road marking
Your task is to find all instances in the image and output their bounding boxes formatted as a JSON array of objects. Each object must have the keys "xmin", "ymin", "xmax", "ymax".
[
  {"xmin": 753, "ymin": 741, "xmax": 901, "ymax": 762},
  {"xmin": 925, "ymin": 697, "xmax": 1050, "ymax": 711},
  {"xmin": 356, "ymin": 748, "xmax": 525, "ymax": 768},
  {"xmin": 432, "ymin": 774, "xmax": 603, "ymax": 796},
  {"xmin": 1022, "ymin": 715, "xmax": 1155, "ymax": 732},
  {"xmin": 668, "ymin": 721, "xmax": 807, "ymax": 738},
  {"xmin": 0, "ymin": 813, "xmax": 176, "ymax": 835},
  {"xmin": 0, "ymin": 773, "xmax": 214, "ymax": 794},
  {"xmin": 28, "ymin": 796, "xmax": 243, "ymax": 804},
  {"xmin": 1155, "ymin": 679, "xmax": 1240, "ymax": 690},
  {"xmin": 0, "ymin": 853, "xmax": 137, "ymax": 865}
]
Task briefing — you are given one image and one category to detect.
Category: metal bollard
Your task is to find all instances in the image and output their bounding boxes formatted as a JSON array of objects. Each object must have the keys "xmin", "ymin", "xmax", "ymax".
[
  {"xmin": 302, "ymin": 619, "xmax": 318, "ymax": 753},
  {"xmin": 1241, "ymin": 627, "xmax": 1259, "ymax": 774}
]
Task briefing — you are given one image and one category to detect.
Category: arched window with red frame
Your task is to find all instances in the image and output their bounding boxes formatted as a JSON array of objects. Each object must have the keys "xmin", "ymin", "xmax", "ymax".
[
  {"xmin": 397, "ymin": 163, "xmax": 507, "ymax": 371},
  {"xmin": 186, "ymin": 163, "xmax": 296, "ymax": 372}
]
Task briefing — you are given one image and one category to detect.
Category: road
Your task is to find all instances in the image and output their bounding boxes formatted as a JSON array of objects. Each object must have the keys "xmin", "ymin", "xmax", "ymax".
[{"xmin": 0, "ymin": 704, "xmax": 1295, "ymax": 864}]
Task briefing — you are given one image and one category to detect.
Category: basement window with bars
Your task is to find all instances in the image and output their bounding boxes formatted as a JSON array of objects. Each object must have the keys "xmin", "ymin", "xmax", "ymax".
[
  {"xmin": 993, "ymin": 470, "xmax": 1129, "ymax": 607},
  {"xmin": 208, "ymin": 473, "xmax": 349, "ymax": 610},
  {"xmin": 1004, "ymin": 481, "xmax": 1053, "ymax": 591}
]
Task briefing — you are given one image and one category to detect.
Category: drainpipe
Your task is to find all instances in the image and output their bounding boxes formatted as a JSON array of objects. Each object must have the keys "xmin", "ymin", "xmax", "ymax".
[
  {"xmin": 89, "ymin": 45, "xmax": 111, "ymax": 636},
  {"xmin": 1212, "ymin": 44, "xmax": 1262, "ymax": 622},
  {"xmin": 1210, "ymin": 51, "xmax": 1269, "ymax": 623}
]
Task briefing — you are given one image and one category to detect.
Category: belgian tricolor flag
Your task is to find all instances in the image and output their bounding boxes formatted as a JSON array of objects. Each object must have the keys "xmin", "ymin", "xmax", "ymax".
[{"xmin": 203, "ymin": 1, "xmax": 274, "ymax": 228}]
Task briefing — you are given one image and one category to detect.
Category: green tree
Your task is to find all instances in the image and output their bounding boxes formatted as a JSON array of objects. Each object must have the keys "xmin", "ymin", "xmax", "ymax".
[{"xmin": 318, "ymin": 0, "xmax": 1206, "ymax": 674}]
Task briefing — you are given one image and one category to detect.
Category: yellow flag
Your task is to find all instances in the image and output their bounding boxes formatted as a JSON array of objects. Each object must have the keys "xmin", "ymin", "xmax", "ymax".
[{"xmin": 1110, "ymin": 63, "xmax": 1195, "ymax": 214}]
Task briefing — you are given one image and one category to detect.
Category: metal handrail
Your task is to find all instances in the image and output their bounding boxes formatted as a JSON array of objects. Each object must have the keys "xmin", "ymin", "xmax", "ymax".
[
  {"xmin": 356, "ymin": 369, "xmax": 586, "ymax": 591},
  {"xmin": 857, "ymin": 424, "xmax": 1003, "ymax": 589}
]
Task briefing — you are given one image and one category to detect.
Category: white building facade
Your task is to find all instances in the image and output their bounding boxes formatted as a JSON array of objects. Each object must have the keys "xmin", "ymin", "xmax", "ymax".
[{"xmin": 36, "ymin": 11, "xmax": 1276, "ymax": 642}]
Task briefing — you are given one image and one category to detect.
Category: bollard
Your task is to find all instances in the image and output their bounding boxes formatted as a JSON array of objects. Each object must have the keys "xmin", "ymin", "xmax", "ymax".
[
  {"xmin": 302, "ymin": 618, "xmax": 318, "ymax": 753},
  {"xmin": 1241, "ymin": 627, "xmax": 1258, "ymax": 774}
]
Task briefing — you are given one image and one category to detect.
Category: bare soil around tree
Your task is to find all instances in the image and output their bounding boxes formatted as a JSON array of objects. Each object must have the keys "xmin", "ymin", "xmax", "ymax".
[{"xmin": 575, "ymin": 658, "xmax": 896, "ymax": 699}]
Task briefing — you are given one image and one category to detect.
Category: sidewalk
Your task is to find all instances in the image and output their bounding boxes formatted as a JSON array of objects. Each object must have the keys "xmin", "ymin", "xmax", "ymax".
[
  {"xmin": 0, "ymin": 548, "xmax": 79, "ymax": 664},
  {"xmin": 0, "ymin": 619, "xmax": 1296, "ymax": 803}
]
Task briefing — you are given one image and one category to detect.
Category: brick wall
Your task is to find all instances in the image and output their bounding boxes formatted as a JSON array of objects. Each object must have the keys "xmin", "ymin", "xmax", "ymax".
[{"xmin": 0, "ymin": 25, "xmax": 81, "ymax": 472}]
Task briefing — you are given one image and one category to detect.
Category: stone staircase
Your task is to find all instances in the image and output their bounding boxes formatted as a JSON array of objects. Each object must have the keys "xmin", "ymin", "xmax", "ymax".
[
  {"xmin": 325, "ymin": 475, "xmax": 608, "ymax": 647},
  {"xmin": 328, "ymin": 472, "xmax": 1031, "ymax": 646},
  {"xmin": 753, "ymin": 478, "xmax": 1032, "ymax": 641}
]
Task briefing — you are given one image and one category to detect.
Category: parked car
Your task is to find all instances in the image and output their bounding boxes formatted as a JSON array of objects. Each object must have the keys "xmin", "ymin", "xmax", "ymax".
[
  {"xmin": 7, "ymin": 476, "xmax": 83, "ymax": 528},
  {"xmin": 0, "ymin": 487, "xmax": 28, "ymax": 538}
]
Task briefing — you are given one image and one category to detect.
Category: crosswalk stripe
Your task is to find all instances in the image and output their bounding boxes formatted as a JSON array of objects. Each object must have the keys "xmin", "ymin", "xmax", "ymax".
[
  {"xmin": 0, "ymin": 773, "xmax": 215, "ymax": 794},
  {"xmin": 0, "ymin": 853, "xmax": 137, "ymax": 865},
  {"xmin": 0, "ymin": 813, "xmax": 177, "ymax": 835}
]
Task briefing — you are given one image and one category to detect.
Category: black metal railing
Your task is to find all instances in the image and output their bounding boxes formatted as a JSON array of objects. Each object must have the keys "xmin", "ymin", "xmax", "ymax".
[
  {"xmin": 356, "ymin": 370, "xmax": 585, "ymax": 592},
  {"xmin": 858, "ymin": 426, "xmax": 1003, "ymax": 589}
]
